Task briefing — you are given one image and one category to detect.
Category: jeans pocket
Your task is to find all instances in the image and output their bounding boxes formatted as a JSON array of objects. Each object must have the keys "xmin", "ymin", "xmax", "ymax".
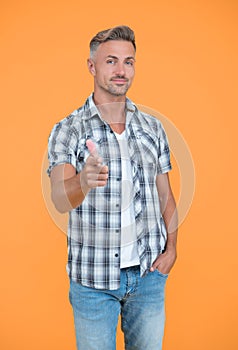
[{"xmin": 154, "ymin": 269, "xmax": 169, "ymax": 279}]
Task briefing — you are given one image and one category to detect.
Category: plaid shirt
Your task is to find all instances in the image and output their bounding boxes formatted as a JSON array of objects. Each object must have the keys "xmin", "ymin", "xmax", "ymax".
[{"xmin": 48, "ymin": 94, "xmax": 172, "ymax": 290}]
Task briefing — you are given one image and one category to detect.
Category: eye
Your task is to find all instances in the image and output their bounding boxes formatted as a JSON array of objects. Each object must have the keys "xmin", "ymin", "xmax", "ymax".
[
  {"xmin": 125, "ymin": 60, "xmax": 134, "ymax": 66},
  {"xmin": 106, "ymin": 59, "xmax": 115, "ymax": 65}
]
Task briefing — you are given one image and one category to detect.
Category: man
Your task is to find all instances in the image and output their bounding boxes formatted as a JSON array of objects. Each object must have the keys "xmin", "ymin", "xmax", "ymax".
[{"xmin": 48, "ymin": 25, "xmax": 178, "ymax": 350}]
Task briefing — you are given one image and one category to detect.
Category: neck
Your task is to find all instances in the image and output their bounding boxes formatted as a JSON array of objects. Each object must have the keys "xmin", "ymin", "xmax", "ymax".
[{"xmin": 93, "ymin": 93, "xmax": 126, "ymax": 133}]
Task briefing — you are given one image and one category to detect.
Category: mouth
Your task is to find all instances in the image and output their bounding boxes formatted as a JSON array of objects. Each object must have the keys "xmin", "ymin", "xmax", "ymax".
[{"xmin": 111, "ymin": 77, "xmax": 128, "ymax": 85}]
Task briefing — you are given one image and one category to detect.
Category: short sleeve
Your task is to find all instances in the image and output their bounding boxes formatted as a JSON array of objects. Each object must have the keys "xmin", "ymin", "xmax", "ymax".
[
  {"xmin": 47, "ymin": 120, "xmax": 79, "ymax": 176},
  {"xmin": 157, "ymin": 123, "xmax": 172, "ymax": 174}
]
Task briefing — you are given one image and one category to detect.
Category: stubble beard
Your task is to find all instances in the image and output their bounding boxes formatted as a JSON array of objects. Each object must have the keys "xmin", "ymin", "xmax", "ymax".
[{"xmin": 105, "ymin": 82, "xmax": 130, "ymax": 97}]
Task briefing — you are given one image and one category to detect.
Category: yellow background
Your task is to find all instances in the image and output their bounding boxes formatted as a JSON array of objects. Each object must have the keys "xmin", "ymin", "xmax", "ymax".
[{"xmin": 1, "ymin": 0, "xmax": 238, "ymax": 349}]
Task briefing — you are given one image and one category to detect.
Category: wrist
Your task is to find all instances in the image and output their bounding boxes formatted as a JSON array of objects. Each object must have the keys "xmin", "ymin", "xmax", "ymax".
[
  {"xmin": 165, "ymin": 243, "xmax": 177, "ymax": 255},
  {"xmin": 78, "ymin": 173, "xmax": 90, "ymax": 195},
  {"xmin": 166, "ymin": 231, "xmax": 177, "ymax": 250}
]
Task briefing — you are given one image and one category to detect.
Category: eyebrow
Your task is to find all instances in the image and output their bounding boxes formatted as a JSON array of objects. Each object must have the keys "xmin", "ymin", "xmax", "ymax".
[{"xmin": 106, "ymin": 55, "xmax": 135, "ymax": 61}]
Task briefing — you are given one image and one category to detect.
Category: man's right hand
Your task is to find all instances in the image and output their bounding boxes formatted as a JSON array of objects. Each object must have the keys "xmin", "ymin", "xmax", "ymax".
[
  {"xmin": 80, "ymin": 140, "xmax": 109, "ymax": 191},
  {"xmin": 50, "ymin": 140, "xmax": 108, "ymax": 213}
]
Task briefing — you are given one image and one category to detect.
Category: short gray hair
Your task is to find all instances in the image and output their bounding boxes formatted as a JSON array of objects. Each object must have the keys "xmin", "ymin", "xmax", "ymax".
[{"xmin": 89, "ymin": 25, "xmax": 136, "ymax": 57}]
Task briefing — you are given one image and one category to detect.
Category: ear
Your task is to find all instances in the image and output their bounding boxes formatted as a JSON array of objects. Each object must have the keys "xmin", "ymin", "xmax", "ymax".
[{"xmin": 87, "ymin": 58, "xmax": 96, "ymax": 76}]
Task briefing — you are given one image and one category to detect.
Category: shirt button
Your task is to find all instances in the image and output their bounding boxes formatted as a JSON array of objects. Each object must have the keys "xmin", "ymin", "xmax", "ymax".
[
  {"xmin": 116, "ymin": 178, "xmax": 120, "ymax": 181},
  {"xmin": 115, "ymin": 253, "xmax": 119, "ymax": 257},
  {"xmin": 115, "ymin": 229, "xmax": 119, "ymax": 233}
]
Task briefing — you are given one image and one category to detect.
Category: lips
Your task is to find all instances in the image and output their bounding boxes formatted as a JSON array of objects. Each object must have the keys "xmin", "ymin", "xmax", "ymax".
[{"xmin": 111, "ymin": 77, "xmax": 128, "ymax": 84}]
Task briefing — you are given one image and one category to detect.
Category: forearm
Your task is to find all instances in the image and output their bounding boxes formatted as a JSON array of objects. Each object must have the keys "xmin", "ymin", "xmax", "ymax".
[
  {"xmin": 151, "ymin": 194, "xmax": 178, "ymax": 272},
  {"xmin": 50, "ymin": 155, "xmax": 108, "ymax": 213},
  {"xmin": 152, "ymin": 173, "xmax": 178, "ymax": 273},
  {"xmin": 161, "ymin": 192, "xmax": 178, "ymax": 252},
  {"xmin": 51, "ymin": 173, "xmax": 89, "ymax": 213},
  {"xmin": 150, "ymin": 194, "xmax": 178, "ymax": 273}
]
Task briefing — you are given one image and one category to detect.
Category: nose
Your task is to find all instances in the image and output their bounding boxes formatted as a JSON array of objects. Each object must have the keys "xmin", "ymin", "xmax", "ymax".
[{"xmin": 114, "ymin": 62, "xmax": 125, "ymax": 76}]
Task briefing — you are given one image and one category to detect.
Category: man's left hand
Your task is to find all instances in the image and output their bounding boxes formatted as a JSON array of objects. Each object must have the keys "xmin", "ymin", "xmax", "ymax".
[{"xmin": 150, "ymin": 249, "xmax": 177, "ymax": 275}]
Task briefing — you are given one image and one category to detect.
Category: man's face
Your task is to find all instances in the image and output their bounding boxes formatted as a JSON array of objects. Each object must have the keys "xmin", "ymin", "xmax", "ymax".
[{"xmin": 88, "ymin": 40, "xmax": 136, "ymax": 98}]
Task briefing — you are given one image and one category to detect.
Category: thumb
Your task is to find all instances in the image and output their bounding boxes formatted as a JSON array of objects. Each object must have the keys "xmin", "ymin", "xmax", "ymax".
[{"xmin": 86, "ymin": 139, "xmax": 98, "ymax": 157}]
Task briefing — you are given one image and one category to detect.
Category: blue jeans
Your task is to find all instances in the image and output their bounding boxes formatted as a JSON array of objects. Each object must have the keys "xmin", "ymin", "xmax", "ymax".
[{"xmin": 69, "ymin": 265, "xmax": 168, "ymax": 350}]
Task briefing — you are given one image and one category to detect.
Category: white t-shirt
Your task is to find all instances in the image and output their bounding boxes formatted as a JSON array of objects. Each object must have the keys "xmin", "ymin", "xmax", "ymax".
[{"xmin": 114, "ymin": 131, "xmax": 140, "ymax": 268}]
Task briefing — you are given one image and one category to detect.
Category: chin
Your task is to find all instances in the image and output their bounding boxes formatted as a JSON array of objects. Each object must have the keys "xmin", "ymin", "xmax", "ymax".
[{"xmin": 109, "ymin": 86, "xmax": 129, "ymax": 96}]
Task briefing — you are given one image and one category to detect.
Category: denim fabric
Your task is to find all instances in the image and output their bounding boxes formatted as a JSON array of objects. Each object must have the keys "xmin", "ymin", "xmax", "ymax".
[{"xmin": 69, "ymin": 265, "xmax": 168, "ymax": 350}]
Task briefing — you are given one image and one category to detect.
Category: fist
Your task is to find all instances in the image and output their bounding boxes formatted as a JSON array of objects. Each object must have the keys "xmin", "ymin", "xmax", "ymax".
[{"xmin": 80, "ymin": 139, "xmax": 109, "ymax": 190}]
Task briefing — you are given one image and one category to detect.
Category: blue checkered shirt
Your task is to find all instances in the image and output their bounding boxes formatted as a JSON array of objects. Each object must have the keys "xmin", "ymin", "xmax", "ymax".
[{"xmin": 48, "ymin": 94, "xmax": 172, "ymax": 290}]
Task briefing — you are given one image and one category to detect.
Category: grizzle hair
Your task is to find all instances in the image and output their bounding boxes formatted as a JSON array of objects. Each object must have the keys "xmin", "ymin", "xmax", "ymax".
[{"xmin": 89, "ymin": 25, "xmax": 136, "ymax": 57}]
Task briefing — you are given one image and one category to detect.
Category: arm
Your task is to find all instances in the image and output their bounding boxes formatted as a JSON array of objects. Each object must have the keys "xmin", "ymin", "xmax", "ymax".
[
  {"xmin": 50, "ymin": 142, "xmax": 108, "ymax": 213},
  {"xmin": 150, "ymin": 172, "xmax": 178, "ymax": 274}
]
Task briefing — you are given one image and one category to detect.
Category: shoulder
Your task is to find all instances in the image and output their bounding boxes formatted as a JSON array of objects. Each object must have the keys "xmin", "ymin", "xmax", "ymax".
[
  {"xmin": 52, "ymin": 105, "xmax": 84, "ymax": 130},
  {"xmin": 48, "ymin": 104, "xmax": 85, "ymax": 141},
  {"xmin": 132, "ymin": 104, "xmax": 166, "ymax": 137},
  {"xmin": 127, "ymin": 98, "xmax": 163, "ymax": 127},
  {"xmin": 138, "ymin": 109, "xmax": 162, "ymax": 125}
]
